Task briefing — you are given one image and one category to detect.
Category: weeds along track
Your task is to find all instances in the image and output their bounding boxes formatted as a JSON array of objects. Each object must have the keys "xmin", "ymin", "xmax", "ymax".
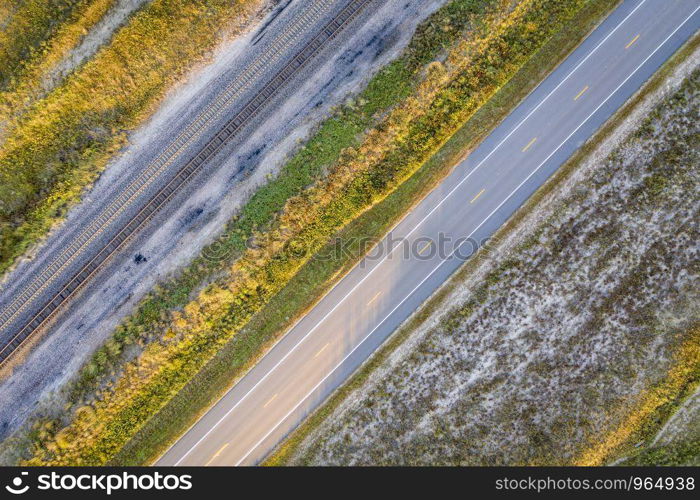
[{"xmin": 0, "ymin": 0, "xmax": 375, "ymax": 367}]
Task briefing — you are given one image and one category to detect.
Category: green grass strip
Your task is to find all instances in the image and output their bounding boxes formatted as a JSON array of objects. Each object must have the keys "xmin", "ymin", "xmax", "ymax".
[{"xmin": 104, "ymin": 0, "xmax": 615, "ymax": 466}]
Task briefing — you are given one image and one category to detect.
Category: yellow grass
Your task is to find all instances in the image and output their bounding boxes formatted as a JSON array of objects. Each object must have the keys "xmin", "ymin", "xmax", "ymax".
[
  {"xmin": 0, "ymin": 0, "xmax": 118, "ymax": 137},
  {"xmin": 21, "ymin": 0, "xmax": 597, "ymax": 466},
  {"xmin": 0, "ymin": 0, "xmax": 265, "ymax": 276},
  {"xmin": 575, "ymin": 327, "xmax": 700, "ymax": 465}
]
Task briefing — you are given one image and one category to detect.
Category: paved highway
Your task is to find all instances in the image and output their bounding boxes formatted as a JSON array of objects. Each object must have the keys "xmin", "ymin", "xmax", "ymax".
[{"xmin": 159, "ymin": 0, "xmax": 700, "ymax": 466}]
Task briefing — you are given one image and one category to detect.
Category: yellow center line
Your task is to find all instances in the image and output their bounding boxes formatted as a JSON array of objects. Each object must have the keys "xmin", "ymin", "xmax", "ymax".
[
  {"xmin": 314, "ymin": 342, "xmax": 330, "ymax": 358},
  {"xmin": 573, "ymin": 85, "xmax": 589, "ymax": 101},
  {"xmin": 418, "ymin": 241, "xmax": 432, "ymax": 255},
  {"xmin": 625, "ymin": 34, "xmax": 640, "ymax": 49},
  {"xmin": 367, "ymin": 291, "xmax": 382, "ymax": 306},
  {"xmin": 522, "ymin": 137, "xmax": 537, "ymax": 152},
  {"xmin": 263, "ymin": 394, "xmax": 278, "ymax": 408},
  {"xmin": 470, "ymin": 189, "xmax": 485, "ymax": 204},
  {"xmin": 205, "ymin": 443, "xmax": 229, "ymax": 466}
]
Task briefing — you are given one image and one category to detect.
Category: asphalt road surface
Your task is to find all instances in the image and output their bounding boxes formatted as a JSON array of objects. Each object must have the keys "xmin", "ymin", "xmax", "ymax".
[{"xmin": 161, "ymin": 0, "xmax": 700, "ymax": 466}]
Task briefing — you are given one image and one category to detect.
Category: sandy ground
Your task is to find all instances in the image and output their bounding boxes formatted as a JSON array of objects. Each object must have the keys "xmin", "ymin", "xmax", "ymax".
[
  {"xmin": 0, "ymin": 0, "xmax": 447, "ymax": 445},
  {"xmin": 284, "ymin": 43, "xmax": 700, "ymax": 466}
]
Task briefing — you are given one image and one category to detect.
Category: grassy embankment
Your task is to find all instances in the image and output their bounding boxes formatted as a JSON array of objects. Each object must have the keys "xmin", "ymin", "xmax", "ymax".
[
  {"xmin": 622, "ymin": 440, "xmax": 700, "ymax": 467},
  {"xmin": 576, "ymin": 328, "xmax": 700, "ymax": 465},
  {"xmin": 0, "ymin": 0, "xmax": 113, "ymax": 90},
  {"xmin": 19, "ymin": 0, "xmax": 615, "ymax": 465},
  {"xmin": 618, "ymin": 392, "xmax": 700, "ymax": 466},
  {"xmin": 0, "ymin": 0, "xmax": 265, "ymax": 277},
  {"xmin": 268, "ymin": 34, "xmax": 700, "ymax": 466},
  {"xmin": 0, "ymin": 0, "xmax": 120, "ymax": 137}
]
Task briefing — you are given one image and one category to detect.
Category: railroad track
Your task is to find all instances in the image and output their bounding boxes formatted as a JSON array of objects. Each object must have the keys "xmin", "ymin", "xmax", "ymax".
[
  {"xmin": 0, "ymin": 0, "xmax": 337, "ymax": 333},
  {"xmin": 0, "ymin": 0, "xmax": 374, "ymax": 367}
]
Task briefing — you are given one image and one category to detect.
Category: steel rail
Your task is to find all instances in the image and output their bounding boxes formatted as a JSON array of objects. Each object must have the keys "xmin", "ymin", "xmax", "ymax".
[{"xmin": 0, "ymin": 0, "xmax": 374, "ymax": 366}]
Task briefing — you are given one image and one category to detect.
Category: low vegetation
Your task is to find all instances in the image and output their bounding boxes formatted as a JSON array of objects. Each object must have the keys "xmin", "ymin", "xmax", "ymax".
[
  {"xmin": 12, "ymin": 0, "xmax": 617, "ymax": 465},
  {"xmin": 272, "ymin": 61, "xmax": 700, "ymax": 466},
  {"xmin": 0, "ymin": 0, "xmax": 121, "ymax": 136},
  {"xmin": 619, "ymin": 385, "xmax": 700, "ymax": 466},
  {"xmin": 0, "ymin": 0, "xmax": 114, "ymax": 91},
  {"xmin": 0, "ymin": 0, "xmax": 266, "ymax": 276}
]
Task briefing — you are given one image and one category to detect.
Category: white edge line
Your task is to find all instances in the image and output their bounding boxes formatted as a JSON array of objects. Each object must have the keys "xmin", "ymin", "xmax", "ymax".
[
  {"xmin": 171, "ymin": 0, "xmax": 652, "ymax": 465},
  {"xmin": 234, "ymin": 4, "xmax": 700, "ymax": 466}
]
